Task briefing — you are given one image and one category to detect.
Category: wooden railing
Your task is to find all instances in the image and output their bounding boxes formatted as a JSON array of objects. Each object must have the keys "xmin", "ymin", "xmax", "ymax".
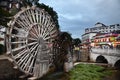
[{"xmin": 91, "ymin": 48, "xmax": 120, "ymax": 56}]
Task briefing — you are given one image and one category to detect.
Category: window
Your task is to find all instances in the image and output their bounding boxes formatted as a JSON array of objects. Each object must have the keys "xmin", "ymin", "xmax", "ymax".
[
  {"xmin": 117, "ymin": 24, "xmax": 120, "ymax": 26},
  {"xmin": 110, "ymin": 25, "xmax": 115, "ymax": 29},
  {"xmin": 117, "ymin": 26, "xmax": 120, "ymax": 29},
  {"xmin": 0, "ymin": 1, "xmax": 8, "ymax": 6}
]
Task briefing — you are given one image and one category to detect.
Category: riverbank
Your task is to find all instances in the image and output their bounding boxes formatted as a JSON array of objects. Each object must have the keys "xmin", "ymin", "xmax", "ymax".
[
  {"xmin": 39, "ymin": 63, "xmax": 114, "ymax": 80},
  {"xmin": 0, "ymin": 59, "xmax": 24, "ymax": 80},
  {"xmin": 0, "ymin": 55, "xmax": 119, "ymax": 80}
]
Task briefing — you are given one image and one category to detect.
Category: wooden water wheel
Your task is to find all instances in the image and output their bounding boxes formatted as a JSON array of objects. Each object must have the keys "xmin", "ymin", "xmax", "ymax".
[
  {"xmin": 53, "ymin": 32, "xmax": 73, "ymax": 71},
  {"xmin": 6, "ymin": 6, "xmax": 58, "ymax": 78}
]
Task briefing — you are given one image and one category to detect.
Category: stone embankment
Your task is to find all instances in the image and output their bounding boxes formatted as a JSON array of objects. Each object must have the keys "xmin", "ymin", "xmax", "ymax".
[{"xmin": 0, "ymin": 54, "xmax": 25, "ymax": 80}]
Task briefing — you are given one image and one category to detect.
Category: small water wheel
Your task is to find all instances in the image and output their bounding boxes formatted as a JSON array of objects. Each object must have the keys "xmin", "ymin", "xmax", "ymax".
[{"xmin": 6, "ymin": 6, "xmax": 58, "ymax": 78}]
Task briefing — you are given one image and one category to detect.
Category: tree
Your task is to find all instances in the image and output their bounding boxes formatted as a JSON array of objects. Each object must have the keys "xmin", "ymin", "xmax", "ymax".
[
  {"xmin": 59, "ymin": 32, "xmax": 72, "ymax": 42},
  {"xmin": 73, "ymin": 38, "xmax": 81, "ymax": 46},
  {"xmin": 36, "ymin": 3, "xmax": 60, "ymax": 28},
  {"xmin": 22, "ymin": 1, "xmax": 60, "ymax": 28},
  {"xmin": 21, "ymin": 0, "xmax": 39, "ymax": 6},
  {"xmin": 0, "ymin": 8, "xmax": 11, "ymax": 27}
]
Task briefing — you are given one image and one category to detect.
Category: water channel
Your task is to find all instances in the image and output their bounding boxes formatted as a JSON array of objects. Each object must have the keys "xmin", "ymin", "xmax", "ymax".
[
  {"xmin": 39, "ymin": 71, "xmax": 69, "ymax": 80},
  {"xmin": 103, "ymin": 70, "xmax": 120, "ymax": 80}
]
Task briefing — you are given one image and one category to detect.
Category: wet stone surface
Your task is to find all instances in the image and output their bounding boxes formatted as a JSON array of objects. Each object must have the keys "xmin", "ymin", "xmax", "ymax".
[
  {"xmin": 39, "ymin": 71, "xmax": 69, "ymax": 80},
  {"xmin": 103, "ymin": 70, "xmax": 120, "ymax": 80},
  {"xmin": 0, "ymin": 59, "xmax": 24, "ymax": 80}
]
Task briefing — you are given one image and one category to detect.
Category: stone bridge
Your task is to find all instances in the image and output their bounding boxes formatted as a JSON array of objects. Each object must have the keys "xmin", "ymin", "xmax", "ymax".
[{"xmin": 90, "ymin": 48, "xmax": 120, "ymax": 68}]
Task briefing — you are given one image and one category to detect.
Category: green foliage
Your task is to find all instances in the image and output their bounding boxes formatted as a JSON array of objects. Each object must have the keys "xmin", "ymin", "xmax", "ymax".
[
  {"xmin": 69, "ymin": 64, "xmax": 112, "ymax": 80},
  {"xmin": 16, "ymin": 0, "xmax": 60, "ymax": 29},
  {"xmin": 36, "ymin": 3, "xmax": 60, "ymax": 29},
  {"xmin": 22, "ymin": 0, "xmax": 32, "ymax": 7},
  {"xmin": 9, "ymin": 7, "xmax": 19, "ymax": 16},
  {"xmin": 0, "ymin": 44, "xmax": 5, "ymax": 54},
  {"xmin": 60, "ymin": 32, "xmax": 72, "ymax": 42},
  {"xmin": 73, "ymin": 38, "xmax": 81, "ymax": 46},
  {"xmin": 0, "ymin": 8, "xmax": 11, "ymax": 27},
  {"xmin": 22, "ymin": 0, "xmax": 39, "ymax": 7}
]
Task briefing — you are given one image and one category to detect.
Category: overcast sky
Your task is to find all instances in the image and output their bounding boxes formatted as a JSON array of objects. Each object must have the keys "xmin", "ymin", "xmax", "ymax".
[{"xmin": 40, "ymin": 0, "xmax": 120, "ymax": 39}]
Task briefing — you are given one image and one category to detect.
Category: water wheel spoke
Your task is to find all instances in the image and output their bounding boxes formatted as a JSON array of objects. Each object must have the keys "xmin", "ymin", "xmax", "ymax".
[
  {"xmin": 21, "ymin": 13, "xmax": 31, "ymax": 26},
  {"xmin": 42, "ymin": 26, "xmax": 48, "ymax": 37},
  {"xmin": 19, "ymin": 15, "xmax": 31, "ymax": 29},
  {"xmin": 16, "ymin": 20, "xmax": 28, "ymax": 31},
  {"xmin": 13, "ymin": 26, "xmax": 25, "ymax": 32},
  {"xmin": 38, "ymin": 24, "xmax": 42, "ymax": 37},
  {"xmin": 11, "ymin": 34, "xmax": 27, "ymax": 38},
  {"xmin": 29, "ymin": 43, "xmax": 39, "ymax": 53},
  {"xmin": 28, "ymin": 37, "xmax": 37, "ymax": 41},
  {"xmin": 33, "ymin": 26, "xmax": 39, "ymax": 38},
  {"xmin": 21, "ymin": 54, "xmax": 33, "ymax": 72},
  {"xmin": 18, "ymin": 54, "xmax": 31, "ymax": 69},
  {"xmin": 11, "ymin": 42, "xmax": 37, "ymax": 52},
  {"xmin": 42, "ymin": 18, "xmax": 50, "ymax": 36},
  {"xmin": 25, "ymin": 10, "xmax": 34, "ymax": 24},
  {"xmin": 41, "ymin": 12, "xmax": 45, "ymax": 24},
  {"xmin": 27, "ymin": 42, "xmax": 38, "ymax": 46},
  {"xmin": 32, "ymin": 45, "xmax": 40, "ymax": 59},
  {"xmin": 31, "ymin": 9, "xmax": 36, "ymax": 23},
  {"xmin": 11, "ymin": 41, "xmax": 26, "ymax": 44},
  {"xmin": 14, "ymin": 49, "xmax": 28, "ymax": 59},
  {"xmin": 17, "ymin": 51, "xmax": 30, "ymax": 67},
  {"xmin": 35, "ymin": 9, "xmax": 39, "ymax": 23},
  {"xmin": 40, "ymin": 25, "xmax": 44, "ymax": 37},
  {"xmin": 26, "ymin": 57, "xmax": 35, "ymax": 73},
  {"xmin": 42, "ymin": 27, "xmax": 48, "ymax": 37},
  {"xmin": 29, "ymin": 29, "xmax": 38, "ymax": 39},
  {"xmin": 17, "ymin": 19, "xmax": 29, "ymax": 30},
  {"xmin": 11, "ymin": 45, "xmax": 27, "ymax": 52},
  {"xmin": 44, "ymin": 36, "xmax": 51, "ymax": 40},
  {"xmin": 17, "ymin": 57, "xmax": 28, "ymax": 68},
  {"xmin": 42, "ymin": 25, "xmax": 55, "ymax": 38}
]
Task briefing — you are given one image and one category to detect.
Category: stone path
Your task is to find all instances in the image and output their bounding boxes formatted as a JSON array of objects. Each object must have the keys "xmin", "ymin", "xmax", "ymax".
[{"xmin": 0, "ymin": 55, "xmax": 24, "ymax": 80}]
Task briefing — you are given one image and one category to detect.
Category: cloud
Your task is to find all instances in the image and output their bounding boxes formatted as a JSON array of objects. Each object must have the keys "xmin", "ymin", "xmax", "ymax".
[{"xmin": 40, "ymin": 0, "xmax": 120, "ymax": 38}]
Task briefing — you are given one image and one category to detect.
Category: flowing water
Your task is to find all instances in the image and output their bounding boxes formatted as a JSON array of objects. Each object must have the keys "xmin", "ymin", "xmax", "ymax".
[
  {"xmin": 103, "ymin": 70, "xmax": 120, "ymax": 80},
  {"xmin": 39, "ymin": 71, "xmax": 69, "ymax": 80}
]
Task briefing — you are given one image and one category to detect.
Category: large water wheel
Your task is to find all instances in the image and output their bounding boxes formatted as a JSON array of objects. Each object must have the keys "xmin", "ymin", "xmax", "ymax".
[
  {"xmin": 6, "ymin": 6, "xmax": 58, "ymax": 78},
  {"xmin": 53, "ymin": 32, "xmax": 73, "ymax": 71}
]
